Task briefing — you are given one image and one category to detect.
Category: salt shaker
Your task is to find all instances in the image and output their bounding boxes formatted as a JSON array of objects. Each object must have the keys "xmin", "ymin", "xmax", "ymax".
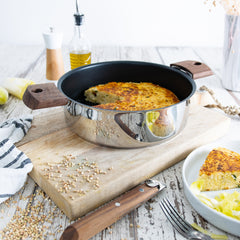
[{"xmin": 43, "ymin": 27, "xmax": 64, "ymax": 81}]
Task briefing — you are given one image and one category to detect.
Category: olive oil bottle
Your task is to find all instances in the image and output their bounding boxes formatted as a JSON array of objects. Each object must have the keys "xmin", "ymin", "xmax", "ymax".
[
  {"xmin": 69, "ymin": 4, "xmax": 91, "ymax": 70},
  {"xmin": 70, "ymin": 51, "xmax": 91, "ymax": 69}
]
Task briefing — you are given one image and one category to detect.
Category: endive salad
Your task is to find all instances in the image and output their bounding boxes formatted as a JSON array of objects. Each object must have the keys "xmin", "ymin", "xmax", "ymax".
[
  {"xmin": 2, "ymin": 77, "xmax": 34, "ymax": 99},
  {"xmin": 191, "ymin": 183, "xmax": 240, "ymax": 221},
  {"xmin": 0, "ymin": 86, "xmax": 8, "ymax": 105},
  {"xmin": 0, "ymin": 77, "xmax": 35, "ymax": 105}
]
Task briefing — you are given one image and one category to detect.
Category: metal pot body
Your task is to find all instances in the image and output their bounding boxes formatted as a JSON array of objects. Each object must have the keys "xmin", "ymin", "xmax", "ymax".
[{"xmin": 58, "ymin": 61, "xmax": 196, "ymax": 148}]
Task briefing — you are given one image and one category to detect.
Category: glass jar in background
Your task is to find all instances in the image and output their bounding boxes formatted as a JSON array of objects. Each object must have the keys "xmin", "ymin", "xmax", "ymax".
[{"xmin": 222, "ymin": 14, "xmax": 240, "ymax": 91}]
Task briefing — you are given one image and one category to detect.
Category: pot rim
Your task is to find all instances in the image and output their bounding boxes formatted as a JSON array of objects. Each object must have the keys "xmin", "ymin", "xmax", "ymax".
[{"xmin": 57, "ymin": 60, "xmax": 196, "ymax": 113}]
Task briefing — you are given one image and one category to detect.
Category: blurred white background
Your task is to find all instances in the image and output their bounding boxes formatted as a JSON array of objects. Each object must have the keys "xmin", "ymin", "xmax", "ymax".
[{"xmin": 0, "ymin": 0, "xmax": 225, "ymax": 47}]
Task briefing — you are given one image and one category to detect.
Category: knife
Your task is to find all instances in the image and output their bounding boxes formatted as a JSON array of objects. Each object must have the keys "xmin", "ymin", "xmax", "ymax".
[{"xmin": 60, "ymin": 179, "xmax": 166, "ymax": 240}]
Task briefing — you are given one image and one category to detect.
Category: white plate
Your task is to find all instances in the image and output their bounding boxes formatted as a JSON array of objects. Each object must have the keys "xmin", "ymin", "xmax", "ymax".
[{"xmin": 182, "ymin": 140, "xmax": 240, "ymax": 237}]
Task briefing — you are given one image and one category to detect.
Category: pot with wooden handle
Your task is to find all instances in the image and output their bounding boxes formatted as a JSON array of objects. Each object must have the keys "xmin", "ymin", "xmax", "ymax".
[{"xmin": 23, "ymin": 60, "xmax": 212, "ymax": 148}]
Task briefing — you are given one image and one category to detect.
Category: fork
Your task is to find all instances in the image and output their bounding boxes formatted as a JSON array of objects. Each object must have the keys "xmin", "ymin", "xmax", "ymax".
[{"xmin": 159, "ymin": 198, "xmax": 214, "ymax": 240}]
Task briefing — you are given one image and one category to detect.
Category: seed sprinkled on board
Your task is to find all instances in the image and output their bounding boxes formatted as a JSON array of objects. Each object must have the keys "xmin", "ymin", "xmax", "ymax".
[{"xmin": 42, "ymin": 154, "xmax": 113, "ymax": 197}]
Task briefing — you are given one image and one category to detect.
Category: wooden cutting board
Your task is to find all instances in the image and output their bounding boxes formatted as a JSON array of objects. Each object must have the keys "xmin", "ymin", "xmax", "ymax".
[{"xmin": 18, "ymin": 105, "xmax": 230, "ymax": 220}]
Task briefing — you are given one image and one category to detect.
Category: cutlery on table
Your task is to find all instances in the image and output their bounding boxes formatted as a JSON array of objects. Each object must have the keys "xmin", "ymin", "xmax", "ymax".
[
  {"xmin": 160, "ymin": 198, "xmax": 214, "ymax": 240},
  {"xmin": 61, "ymin": 179, "xmax": 165, "ymax": 240}
]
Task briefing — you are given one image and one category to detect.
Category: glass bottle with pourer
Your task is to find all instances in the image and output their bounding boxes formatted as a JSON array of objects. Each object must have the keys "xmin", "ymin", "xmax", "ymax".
[{"xmin": 69, "ymin": 1, "xmax": 91, "ymax": 70}]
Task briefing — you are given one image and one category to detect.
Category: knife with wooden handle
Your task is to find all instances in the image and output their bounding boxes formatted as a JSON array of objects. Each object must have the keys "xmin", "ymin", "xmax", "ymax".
[{"xmin": 60, "ymin": 179, "xmax": 166, "ymax": 240}]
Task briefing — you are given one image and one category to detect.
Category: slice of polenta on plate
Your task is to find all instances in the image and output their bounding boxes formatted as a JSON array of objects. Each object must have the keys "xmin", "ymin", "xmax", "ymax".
[{"xmin": 192, "ymin": 147, "xmax": 240, "ymax": 192}]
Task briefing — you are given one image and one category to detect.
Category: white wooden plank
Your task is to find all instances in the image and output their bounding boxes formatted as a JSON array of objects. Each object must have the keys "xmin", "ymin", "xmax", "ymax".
[
  {"xmin": 0, "ymin": 44, "xmax": 44, "ymax": 81},
  {"xmin": 155, "ymin": 46, "xmax": 240, "ymax": 239},
  {"xmin": 195, "ymin": 47, "xmax": 240, "ymax": 149},
  {"xmin": 158, "ymin": 47, "xmax": 239, "ymax": 110},
  {"xmin": 195, "ymin": 47, "xmax": 240, "ymax": 105},
  {"xmin": 194, "ymin": 47, "xmax": 223, "ymax": 72},
  {"xmin": 0, "ymin": 45, "xmax": 239, "ymax": 240}
]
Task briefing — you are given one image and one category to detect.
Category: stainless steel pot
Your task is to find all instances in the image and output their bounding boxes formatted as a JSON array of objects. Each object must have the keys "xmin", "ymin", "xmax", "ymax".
[{"xmin": 23, "ymin": 60, "xmax": 212, "ymax": 148}]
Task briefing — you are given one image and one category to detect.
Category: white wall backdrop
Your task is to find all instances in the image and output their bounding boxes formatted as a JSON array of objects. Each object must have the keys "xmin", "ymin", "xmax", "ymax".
[{"xmin": 0, "ymin": 0, "xmax": 225, "ymax": 47}]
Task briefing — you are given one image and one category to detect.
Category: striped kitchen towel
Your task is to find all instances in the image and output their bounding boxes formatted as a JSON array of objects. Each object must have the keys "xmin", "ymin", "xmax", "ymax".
[{"xmin": 0, "ymin": 115, "xmax": 33, "ymax": 204}]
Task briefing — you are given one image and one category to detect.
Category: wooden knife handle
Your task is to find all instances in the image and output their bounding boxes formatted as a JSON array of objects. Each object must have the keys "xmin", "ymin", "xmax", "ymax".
[
  {"xmin": 22, "ymin": 83, "xmax": 68, "ymax": 109},
  {"xmin": 60, "ymin": 181, "xmax": 164, "ymax": 240},
  {"xmin": 170, "ymin": 60, "xmax": 213, "ymax": 80}
]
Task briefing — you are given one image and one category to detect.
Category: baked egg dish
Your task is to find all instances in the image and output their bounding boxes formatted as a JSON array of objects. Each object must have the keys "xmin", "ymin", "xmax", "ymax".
[
  {"xmin": 190, "ymin": 147, "xmax": 240, "ymax": 221},
  {"xmin": 84, "ymin": 82, "xmax": 179, "ymax": 111},
  {"xmin": 192, "ymin": 147, "xmax": 240, "ymax": 192}
]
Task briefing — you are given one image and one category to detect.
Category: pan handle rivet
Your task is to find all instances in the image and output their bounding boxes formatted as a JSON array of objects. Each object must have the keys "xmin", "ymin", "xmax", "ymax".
[
  {"xmin": 115, "ymin": 202, "xmax": 120, "ymax": 207},
  {"xmin": 139, "ymin": 188, "xmax": 144, "ymax": 192}
]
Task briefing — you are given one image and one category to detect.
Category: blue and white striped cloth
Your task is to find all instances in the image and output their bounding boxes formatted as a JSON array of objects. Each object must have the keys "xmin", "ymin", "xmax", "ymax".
[{"xmin": 0, "ymin": 115, "xmax": 33, "ymax": 204}]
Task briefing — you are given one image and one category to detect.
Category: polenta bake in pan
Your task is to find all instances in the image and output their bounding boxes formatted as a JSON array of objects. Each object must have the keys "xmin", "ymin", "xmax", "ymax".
[
  {"xmin": 84, "ymin": 82, "xmax": 179, "ymax": 111},
  {"xmin": 193, "ymin": 147, "xmax": 240, "ymax": 191}
]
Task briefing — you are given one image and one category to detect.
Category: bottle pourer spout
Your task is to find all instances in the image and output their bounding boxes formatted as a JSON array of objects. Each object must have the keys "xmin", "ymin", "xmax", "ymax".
[
  {"xmin": 74, "ymin": 13, "xmax": 84, "ymax": 26},
  {"xmin": 74, "ymin": 0, "xmax": 84, "ymax": 26}
]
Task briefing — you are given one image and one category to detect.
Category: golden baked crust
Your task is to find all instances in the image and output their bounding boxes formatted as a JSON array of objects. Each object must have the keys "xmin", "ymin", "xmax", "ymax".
[
  {"xmin": 194, "ymin": 147, "xmax": 240, "ymax": 191},
  {"xmin": 200, "ymin": 147, "xmax": 240, "ymax": 175},
  {"xmin": 84, "ymin": 82, "xmax": 179, "ymax": 111}
]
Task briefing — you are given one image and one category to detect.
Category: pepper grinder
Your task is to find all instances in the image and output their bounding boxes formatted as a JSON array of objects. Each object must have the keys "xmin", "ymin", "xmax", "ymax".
[{"xmin": 43, "ymin": 27, "xmax": 64, "ymax": 81}]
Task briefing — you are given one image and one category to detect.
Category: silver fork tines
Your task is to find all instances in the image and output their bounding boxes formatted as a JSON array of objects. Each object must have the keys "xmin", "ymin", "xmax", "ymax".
[{"xmin": 159, "ymin": 198, "xmax": 214, "ymax": 240}]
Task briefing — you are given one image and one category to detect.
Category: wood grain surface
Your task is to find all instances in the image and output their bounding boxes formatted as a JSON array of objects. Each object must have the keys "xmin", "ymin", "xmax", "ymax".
[
  {"xmin": 22, "ymin": 83, "xmax": 68, "ymax": 109},
  {"xmin": 60, "ymin": 182, "xmax": 161, "ymax": 240},
  {"xmin": 18, "ymin": 105, "xmax": 230, "ymax": 220},
  {"xmin": 0, "ymin": 45, "xmax": 240, "ymax": 240}
]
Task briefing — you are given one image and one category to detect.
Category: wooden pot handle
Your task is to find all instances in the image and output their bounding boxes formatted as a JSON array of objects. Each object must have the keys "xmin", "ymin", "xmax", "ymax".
[
  {"xmin": 60, "ymin": 181, "xmax": 165, "ymax": 240},
  {"xmin": 22, "ymin": 83, "xmax": 68, "ymax": 110},
  {"xmin": 170, "ymin": 60, "xmax": 213, "ymax": 79}
]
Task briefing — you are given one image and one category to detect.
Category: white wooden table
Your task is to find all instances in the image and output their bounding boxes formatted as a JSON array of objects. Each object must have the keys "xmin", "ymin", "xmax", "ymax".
[{"xmin": 0, "ymin": 44, "xmax": 240, "ymax": 240}]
